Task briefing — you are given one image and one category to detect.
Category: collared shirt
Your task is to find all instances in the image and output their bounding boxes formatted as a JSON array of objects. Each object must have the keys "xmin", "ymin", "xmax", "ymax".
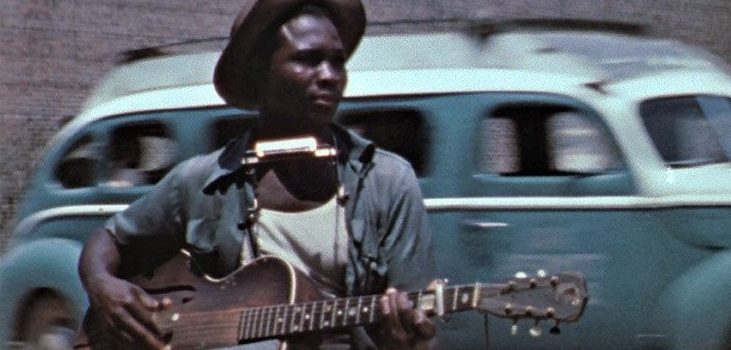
[{"xmin": 106, "ymin": 124, "xmax": 435, "ymax": 349}]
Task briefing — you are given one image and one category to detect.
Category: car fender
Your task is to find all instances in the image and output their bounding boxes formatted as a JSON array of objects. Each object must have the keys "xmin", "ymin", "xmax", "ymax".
[
  {"xmin": 0, "ymin": 238, "xmax": 87, "ymax": 348},
  {"xmin": 653, "ymin": 252, "xmax": 731, "ymax": 350}
]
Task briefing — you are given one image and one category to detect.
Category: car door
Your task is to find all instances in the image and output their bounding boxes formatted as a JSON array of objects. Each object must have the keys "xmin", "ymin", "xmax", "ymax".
[
  {"xmin": 336, "ymin": 92, "xmax": 674, "ymax": 349},
  {"xmin": 444, "ymin": 92, "xmax": 676, "ymax": 349}
]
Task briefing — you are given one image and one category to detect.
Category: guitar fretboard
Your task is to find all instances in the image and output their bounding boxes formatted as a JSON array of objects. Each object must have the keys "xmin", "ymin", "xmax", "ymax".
[{"xmin": 237, "ymin": 283, "xmax": 490, "ymax": 341}]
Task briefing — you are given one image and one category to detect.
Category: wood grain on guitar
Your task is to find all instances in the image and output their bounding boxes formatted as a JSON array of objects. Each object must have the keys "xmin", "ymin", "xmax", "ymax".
[{"xmin": 74, "ymin": 251, "xmax": 587, "ymax": 350}]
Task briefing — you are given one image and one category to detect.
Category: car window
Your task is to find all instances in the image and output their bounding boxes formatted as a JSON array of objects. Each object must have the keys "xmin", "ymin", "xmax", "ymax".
[
  {"xmin": 210, "ymin": 113, "xmax": 257, "ymax": 150},
  {"xmin": 338, "ymin": 109, "xmax": 430, "ymax": 177},
  {"xmin": 104, "ymin": 122, "xmax": 177, "ymax": 187},
  {"xmin": 54, "ymin": 135, "xmax": 101, "ymax": 189},
  {"xmin": 640, "ymin": 95, "xmax": 731, "ymax": 167},
  {"xmin": 479, "ymin": 104, "xmax": 620, "ymax": 175}
]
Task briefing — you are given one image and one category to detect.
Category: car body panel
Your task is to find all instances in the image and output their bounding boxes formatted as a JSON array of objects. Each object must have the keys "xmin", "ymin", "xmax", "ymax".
[{"xmin": 3, "ymin": 30, "xmax": 731, "ymax": 349}]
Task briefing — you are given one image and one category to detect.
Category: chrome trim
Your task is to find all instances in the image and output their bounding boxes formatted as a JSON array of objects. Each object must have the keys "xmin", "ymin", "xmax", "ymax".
[
  {"xmin": 13, "ymin": 195, "xmax": 730, "ymax": 238},
  {"xmin": 424, "ymin": 196, "xmax": 731, "ymax": 212},
  {"xmin": 13, "ymin": 204, "xmax": 128, "ymax": 238},
  {"xmin": 462, "ymin": 220, "xmax": 509, "ymax": 229}
]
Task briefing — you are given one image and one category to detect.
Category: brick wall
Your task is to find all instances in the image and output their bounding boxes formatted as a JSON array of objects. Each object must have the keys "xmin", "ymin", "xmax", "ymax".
[{"xmin": 1, "ymin": 0, "xmax": 729, "ymax": 252}]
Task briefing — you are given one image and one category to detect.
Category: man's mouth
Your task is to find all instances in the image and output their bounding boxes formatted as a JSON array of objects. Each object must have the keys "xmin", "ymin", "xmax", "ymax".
[{"xmin": 313, "ymin": 93, "xmax": 339, "ymax": 106}]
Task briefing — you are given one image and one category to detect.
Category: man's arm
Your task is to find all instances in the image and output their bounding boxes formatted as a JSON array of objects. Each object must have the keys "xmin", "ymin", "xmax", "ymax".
[
  {"xmin": 375, "ymin": 160, "xmax": 437, "ymax": 349},
  {"xmin": 79, "ymin": 228, "xmax": 172, "ymax": 350}
]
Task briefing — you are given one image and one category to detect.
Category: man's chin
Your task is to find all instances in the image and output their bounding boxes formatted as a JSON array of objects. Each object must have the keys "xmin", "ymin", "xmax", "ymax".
[{"xmin": 306, "ymin": 106, "xmax": 338, "ymax": 123}]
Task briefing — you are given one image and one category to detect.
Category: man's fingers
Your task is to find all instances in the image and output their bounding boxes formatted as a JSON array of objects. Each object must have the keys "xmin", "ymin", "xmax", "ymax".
[
  {"xmin": 108, "ymin": 307, "xmax": 169, "ymax": 350},
  {"xmin": 101, "ymin": 312, "xmax": 134, "ymax": 345},
  {"xmin": 380, "ymin": 288, "xmax": 406, "ymax": 334},
  {"xmin": 136, "ymin": 287, "xmax": 161, "ymax": 310},
  {"xmin": 412, "ymin": 310, "xmax": 437, "ymax": 339},
  {"xmin": 128, "ymin": 288, "xmax": 172, "ymax": 339},
  {"xmin": 120, "ymin": 312, "xmax": 170, "ymax": 350},
  {"xmin": 159, "ymin": 297, "xmax": 173, "ymax": 309},
  {"xmin": 396, "ymin": 292, "xmax": 413, "ymax": 310},
  {"xmin": 426, "ymin": 278, "xmax": 445, "ymax": 291},
  {"xmin": 379, "ymin": 288, "xmax": 436, "ymax": 349},
  {"xmin": 396, "ymin": 291, "xmax": 418, "ymax": 332}
]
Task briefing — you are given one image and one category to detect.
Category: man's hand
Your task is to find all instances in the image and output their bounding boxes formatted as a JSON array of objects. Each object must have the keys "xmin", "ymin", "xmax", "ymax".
[
  {"xmin": 80, "ymin": 230, "xmax": 172, "ymax": 349},
  {"xmin": 86, "ymin": 273, "xmax": 171, "ymax": 350},
  {"xmin": 378, "ymin": 282, "xmax": 440, "ymax": 350}
]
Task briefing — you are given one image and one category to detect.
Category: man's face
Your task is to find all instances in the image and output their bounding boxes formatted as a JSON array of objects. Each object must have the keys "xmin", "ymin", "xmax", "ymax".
[{"xmin": 259, "ymin": 13, "xmax": 347, "ymax": 128}]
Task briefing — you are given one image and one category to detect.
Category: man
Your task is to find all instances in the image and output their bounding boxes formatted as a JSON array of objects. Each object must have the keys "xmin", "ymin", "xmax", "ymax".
[{"xmin": 78, "ymin": 0, "xmax": 436, "ymax": 349}]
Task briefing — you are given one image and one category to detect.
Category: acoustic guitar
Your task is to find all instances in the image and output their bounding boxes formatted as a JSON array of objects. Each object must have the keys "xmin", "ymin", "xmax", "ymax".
[{"xmin": 75, "ymin": 251, "xmax": 587, "ymax": 349}]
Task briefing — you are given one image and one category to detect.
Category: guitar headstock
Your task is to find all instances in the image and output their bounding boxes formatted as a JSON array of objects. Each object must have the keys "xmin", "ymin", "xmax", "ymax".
[{"xmin": 476, "ymin": 271, "xmax": 587, "ymax": 328}]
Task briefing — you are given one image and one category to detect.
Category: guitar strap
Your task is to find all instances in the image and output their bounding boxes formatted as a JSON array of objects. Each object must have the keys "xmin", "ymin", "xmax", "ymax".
[
  {"xmin": 238, "ymin": 164, "xmax": 262, "ymax": 262},
  {"xmin": 236, "ymin": 135, "xmax": 344, "ymax": 266}
]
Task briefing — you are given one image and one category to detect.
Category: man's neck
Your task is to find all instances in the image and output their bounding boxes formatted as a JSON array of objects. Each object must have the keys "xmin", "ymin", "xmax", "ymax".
[
  {"xmin": 249, "ymin": 113, "xmax": 340, "ymax": 211},
  {"xmin": 254, "ymin": 117, "xmax": 334, "ymax": 144}
]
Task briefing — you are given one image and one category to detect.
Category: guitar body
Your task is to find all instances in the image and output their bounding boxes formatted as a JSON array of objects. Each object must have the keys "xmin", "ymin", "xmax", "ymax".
[
  {"xmin": 74, "ymin": 251, "xmax": 589, "ymax": 350},
  {"xmin": 75, "ymin": 253, "xmax": 323, "ymax": 350}
]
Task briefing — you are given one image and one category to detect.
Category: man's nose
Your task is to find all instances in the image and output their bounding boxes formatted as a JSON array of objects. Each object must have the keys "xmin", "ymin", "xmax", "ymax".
[{"xmin": 317, "ymin": 61, "xmax": 344, "ymax": 84}]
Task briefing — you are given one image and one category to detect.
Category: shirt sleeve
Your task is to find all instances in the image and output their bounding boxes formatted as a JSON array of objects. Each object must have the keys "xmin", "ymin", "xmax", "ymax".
[
  {"xmin": 105, "ymin": 162, "xmax": 186, "ymax": 251},
  {"xmin": 382, "ymin": 162, "xmax": 436, "ymax": 291}
]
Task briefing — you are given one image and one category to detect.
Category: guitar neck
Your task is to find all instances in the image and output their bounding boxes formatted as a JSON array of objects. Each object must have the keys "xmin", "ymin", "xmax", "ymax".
[
  {"xmin": 236, "ymin": 283, "xmax": 499, "ymax": 341},
  {"xmin": 79, "ymin": 255, "xmax": 586, "ymax": 350}
]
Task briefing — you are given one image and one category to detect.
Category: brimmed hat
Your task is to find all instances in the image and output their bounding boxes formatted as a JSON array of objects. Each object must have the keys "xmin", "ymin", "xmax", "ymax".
[{"xmin": 213, "ymin": 0, "xmax": 366, "ymax": 109}]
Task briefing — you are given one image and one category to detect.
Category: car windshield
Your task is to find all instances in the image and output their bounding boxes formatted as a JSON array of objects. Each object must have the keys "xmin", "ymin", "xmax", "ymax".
[{"xmin": 640, "ymin": 95, "xmax": 731, "ymax": 167}]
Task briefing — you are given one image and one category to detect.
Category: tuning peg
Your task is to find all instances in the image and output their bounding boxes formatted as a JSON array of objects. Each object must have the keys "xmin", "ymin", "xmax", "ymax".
[
  {"xmin": 529, "ymin": 321, "xmax": 542, "ymax": 337},
  {"xmin": 550, "ymin": 324, "xmax": 561, "ymax": 335},
  {"xmin": 504, "ymin": 280, "xmax": 517, "ymax": 293},
  {"xmin": 504, "ymin": 303, "xmax": 513, "ymax": 316},
  {"xmin": 510, "ymin": 320, "xmax": 518, "ymax": 336},
  {"xmin": 537, "ymin": 269, "xmax": 547, "ymax": 278},
  {"xmin": 514, "ymin": 271, "xmax": 528, "ymax": 279},
  {"xmin": 550, "ymin": 275, "xmax": 560, "ymax": 287}
]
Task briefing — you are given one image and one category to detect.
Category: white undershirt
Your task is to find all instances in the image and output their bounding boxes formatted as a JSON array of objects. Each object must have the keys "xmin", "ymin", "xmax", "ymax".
[{"xmin": 253, "ymin": 195, "xmax": 348, "ymax": 296}]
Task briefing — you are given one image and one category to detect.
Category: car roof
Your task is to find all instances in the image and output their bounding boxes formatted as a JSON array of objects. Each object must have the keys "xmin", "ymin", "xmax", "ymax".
[
  {"xmin": 606, "ymin": 70, "xmax": 731, "ymax": 101},
  {"xmin": 67, "ymin": 30, "xmax": 731, "ymax": 140},
  {"xmin": 76, "ymin": 31, "xmax": 598, "ymax": 119},
  {"xmin": 479, "ymin": 31, "xmax": 731, "ymax": 78}
]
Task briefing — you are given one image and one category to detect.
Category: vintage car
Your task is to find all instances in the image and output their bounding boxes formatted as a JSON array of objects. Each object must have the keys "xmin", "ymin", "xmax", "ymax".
[{"xmin": 1, "ymin": 24, "xmax": 731, "ymax": 349}]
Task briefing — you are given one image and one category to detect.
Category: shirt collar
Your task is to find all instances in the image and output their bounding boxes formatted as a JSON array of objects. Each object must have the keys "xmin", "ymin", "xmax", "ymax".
[{"xmin": 202, "ymin": 123, "xmax": 374, "ymax": 195}]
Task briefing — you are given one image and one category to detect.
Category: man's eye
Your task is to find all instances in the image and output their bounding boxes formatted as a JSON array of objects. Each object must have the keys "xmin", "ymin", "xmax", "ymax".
[
  {"xmin": 330, "ymin": 56, "xmax": 346, "ymax": 68},
  {"xmin": 294, "ymin": 55, "xmax": 321, "ymax": 65}
]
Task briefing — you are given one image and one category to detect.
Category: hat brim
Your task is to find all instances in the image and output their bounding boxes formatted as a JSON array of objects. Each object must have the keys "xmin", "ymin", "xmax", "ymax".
[{"xmin": 214, "ymin": 0, "xmax": 366, "ymax": 109}]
